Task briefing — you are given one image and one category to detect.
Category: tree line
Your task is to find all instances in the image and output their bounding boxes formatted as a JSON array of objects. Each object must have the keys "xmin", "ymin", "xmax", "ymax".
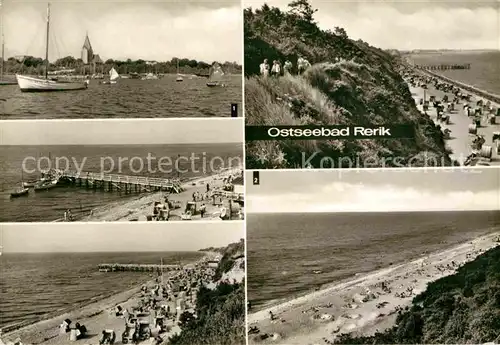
[{"xmin": 1, "ymin": 56, "xmax": 242, "ymax": 75}]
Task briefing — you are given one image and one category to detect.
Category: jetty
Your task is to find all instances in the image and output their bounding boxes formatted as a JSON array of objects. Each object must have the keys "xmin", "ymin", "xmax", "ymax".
[
  {"xmin": 97, "ymin": 263, "xmax": 182, "ymax": 272},
  {"xmin": 59, "ymin": 170, "xmax": 184, "ymax": 194}
]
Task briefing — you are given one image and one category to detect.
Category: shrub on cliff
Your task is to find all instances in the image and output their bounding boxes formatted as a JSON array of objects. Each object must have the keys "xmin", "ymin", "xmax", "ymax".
[
  {"xmin": 336, "ymin": 245, "xmax": 500, "ymax": 344},
  {"xmin": 244, "ymin": 0, "xmax": 451, "ymax": 168}
]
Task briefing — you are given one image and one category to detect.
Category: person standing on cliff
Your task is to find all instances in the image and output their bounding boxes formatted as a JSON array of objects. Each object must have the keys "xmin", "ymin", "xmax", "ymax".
[
  {"xmin": 284, "ymin": 60, "xmax": 293, "ymax": 75},
  {"xmin": 259, "ymin": 59, "xmax": 270, "ymax": 77}
]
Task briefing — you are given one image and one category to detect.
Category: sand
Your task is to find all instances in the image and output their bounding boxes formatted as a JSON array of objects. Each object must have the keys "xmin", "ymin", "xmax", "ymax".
[
  {"xmin": 247, "ymin": 232, "xmax": 500, "ymax": 345},
  {"xmin": 80, "ymin": 167, "xmax": 243, "ymax": 222},
  {"xmin": 2, "ymin": 252, "xmax": 218, "ymax": 345}
]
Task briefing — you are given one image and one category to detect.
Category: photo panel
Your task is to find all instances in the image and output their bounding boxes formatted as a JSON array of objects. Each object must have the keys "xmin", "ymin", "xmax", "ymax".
[
  {"xmin": 0, "ymin": 119, "xmax": 244, "ymax": 222},
  {"xmin": 243, "ymin": 0, "xmax": 500, "ymax": 169},
  {"xmin": 246, "ymin": 168, "xmax": 500, "ymax": 344},
  {"xmin": 0, "ymin": 221, "xmax": 246, "ymax": 345},
  {"xmin": 0, "ymin": 0, "xmax": 243, "ymax": 119}
]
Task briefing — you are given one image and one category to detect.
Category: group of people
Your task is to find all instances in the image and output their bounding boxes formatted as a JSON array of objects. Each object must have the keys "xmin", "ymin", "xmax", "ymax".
[
  {"xmin": 259, "ymin": 56, "xmax": 312, "ymax": 77},
  {"xmin": 63, "ymin": 209, "xmax": 74, "ymax": 222}
]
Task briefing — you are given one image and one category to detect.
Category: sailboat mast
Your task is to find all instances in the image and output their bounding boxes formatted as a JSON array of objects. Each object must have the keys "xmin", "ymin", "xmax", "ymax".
[
  {"xmin": 44, "ymin": 3, "xmax": 50, "ymax": 79},
  {"xmin": 1, "ymin": 0, "xmax": 4, "ymax": 80}
]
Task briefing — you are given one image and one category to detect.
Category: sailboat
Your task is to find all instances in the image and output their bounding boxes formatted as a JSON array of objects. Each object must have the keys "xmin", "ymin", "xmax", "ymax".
[
  {"xmin": 0, "ymin": 0, "xmax": 16, "ymax": 85},
  {"xmin": 176, "ymin": 60, "xmax": 183, "ymax": 82},
  {"xmin": 206, "ymin": 62, "xmax": 225, "ymax": 87},
  {"xmin": 102, "ymin": 67, "xmax": 119, "ymax": 84},
  {"xmin": 15, "ymin": 4, "xmax": 88, "ymax": 92}
]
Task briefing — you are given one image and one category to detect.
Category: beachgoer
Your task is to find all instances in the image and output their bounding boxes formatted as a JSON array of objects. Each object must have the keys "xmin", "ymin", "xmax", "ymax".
[
  {"xmin": 200, "ymin": 204, "xmax": 206, "ymax": 218},
  {"xmin": 297, "ymin": 56, "xmax": 311, "ymax": 74},
  {"xmin": 284, "ymin": 60, "xmax": 293, "ymax": 74},
  {"xmin": 206, "ymin": 183, "xmax": 210, "ymax": 192},
  {"xmin": 64, "ymin": 211, "xmax": 67, "ymax": 221},
  {"xmin": 259, "ymin": 59, "xmax": 270, "ymax": 77},
  {"xmin": 271, "ymin": 60, "xmax": 278, "ymax": 77}
]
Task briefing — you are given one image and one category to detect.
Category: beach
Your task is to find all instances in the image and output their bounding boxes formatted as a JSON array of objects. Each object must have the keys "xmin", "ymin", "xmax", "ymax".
[
  {"xmin": 247, "ymin": 232, "xmax": 500, "ymax": 345},
  {"xmin": 79, "ymin": 167, "xmax": 244, "ymax": 222},
  {"xmin": 405, "ymin": 70, "xmax": 500, "ymax": 165},
  {"xmin": 1, "ymin": 251, "xmax": 219, "ymax": 345}
]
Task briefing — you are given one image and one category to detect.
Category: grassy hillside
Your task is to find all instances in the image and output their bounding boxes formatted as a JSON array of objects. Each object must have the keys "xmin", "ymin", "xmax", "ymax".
[
  {"xmin": 244, "ymin": 1, "xmax": 452, "ymax": 168},
  {"xmin": 336, "ymin": 245, "xmax": 500, "ymax": 344},
  {"xmin": 167, "ymin": 240, "xmax": 246, "ymax": 345}
]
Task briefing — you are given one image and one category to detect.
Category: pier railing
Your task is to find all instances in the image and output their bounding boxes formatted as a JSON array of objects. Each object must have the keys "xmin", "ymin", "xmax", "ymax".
[
  {"xmin": 62, "ymin": 170, "xmax": 182, "ymax": 189},
  {"xmin": 98, "ymin": 263, "xmax": 182, "ymax": 272}
]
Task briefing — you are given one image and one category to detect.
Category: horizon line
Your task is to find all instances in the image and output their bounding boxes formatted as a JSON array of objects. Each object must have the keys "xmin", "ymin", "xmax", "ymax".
[{"xmin": 247, "ymin": 209, "xmax": 500, "ymax": 214}]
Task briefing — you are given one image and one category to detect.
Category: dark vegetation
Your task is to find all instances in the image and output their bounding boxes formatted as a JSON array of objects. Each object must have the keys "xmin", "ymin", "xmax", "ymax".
[
  {"xmin": 244, "ymin": 0, "xmax": 452, "ymax": 168},
  {"xmin": 1, "ymin": 56, "xmax": 241, "ymax": 76},
  {"xmin": 168, "ymin": 240, "xmax": 246, "ymax": 345},
  {"xmin": 337, "ymin": 245, "xmax": 500, "ymax": 344}
]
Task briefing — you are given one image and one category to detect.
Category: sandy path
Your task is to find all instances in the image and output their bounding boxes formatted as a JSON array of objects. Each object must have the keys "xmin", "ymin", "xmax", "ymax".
[
  {"xmin": 247, "ymin": 232, "xmax": 500, "ymax": 345},
  {"xmin": 81, "ymin": 167, "xmax": 243, "ymax": 222},
  {"xmin": 408, "ymin": 77, "xmax": 500, "ymax": 165}
]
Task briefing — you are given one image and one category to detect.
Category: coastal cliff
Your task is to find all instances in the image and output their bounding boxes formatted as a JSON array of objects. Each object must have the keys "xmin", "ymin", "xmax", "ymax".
[
  {"xmin": 168, "ymin": 240, "xmax": 246, "ymax": 345},
  {"xmin": 244, "ymin": 0, "xmax": 452, "ymax": 168}
]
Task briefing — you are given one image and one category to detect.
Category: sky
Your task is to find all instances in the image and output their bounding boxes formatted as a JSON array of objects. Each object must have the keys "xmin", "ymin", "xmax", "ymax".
[
  {"xmin": 0, "ymin": 221, "xmax": 244, "ymax": 253},
  {"xmin": 0, "ymin": 118, "xmax": 244, "ymax": 145},
  {"xmin": 245, "ymin": 0, "xmax": 500, "ymax": 50},
  {"xmin": 1, "ymin": 0, "xmax": 242, "ymax": 63},
  {"xmin": 246, "ymin": 168, "xmax": 500, "ymax": 213}
]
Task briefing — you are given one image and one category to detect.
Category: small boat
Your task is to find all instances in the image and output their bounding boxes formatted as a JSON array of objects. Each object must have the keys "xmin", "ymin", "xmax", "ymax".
[
  {"xmin": 141, "ymin": 73, "xmax": 158, "ymax": 80},
  {"xmin": 23, "ymin": 181, "xmax": 38, "ymax": 188},
  {"xmin": 176, "ymin": 60, "xmax": 183, "ymax": 82},
  {"xmin": 129, "ymin": 72, "xmax": 141, "ymax": 79},
  {"xmin": 34, "ymin": 178, "xmax": 58, "ymax": 191},
  {"xmin": 206, "ymin": 62, "xmax": 225, "ymax": 87},
  {"xmin": 15, "ymin": 4, "xmax": 88, "ymax": 92},
  {"xmin": 11, "ymin": 185, "xmax": 29, "ymax": 198},
  {"xmin": 102, "ymin": 67, "xmax": 119, "ymax": 85}
]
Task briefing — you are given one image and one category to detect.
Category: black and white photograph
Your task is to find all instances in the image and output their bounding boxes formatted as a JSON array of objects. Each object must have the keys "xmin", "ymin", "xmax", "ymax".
[
  {"xmin": 244, "ymin": 0, "xmax": 500, "ymax": 169},
  {"xmin": 0, "ymin": 119, "xmax": 244, "ymax": 222},
  {"xmin": 246, "ymin": 168, "xmax": 500, "ymax": 344},
  {"xmin": 0, "ymin": 0, "xmax": 242, "ymax": 119},
  {"xmin": 0, "ymin": 221, "xmax": 246, "ymax": 345}
]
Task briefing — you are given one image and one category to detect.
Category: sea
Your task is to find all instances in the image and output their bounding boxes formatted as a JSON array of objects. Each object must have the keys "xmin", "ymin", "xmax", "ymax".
[
  {"xmin": 0, "ymin": 74, "xmax": 242, "ymax": 119},
  {"xmin": 0, "ymin": 143, "xmax": 243, "ymax": 222},
  {"xmin": 247, "ymin": 211, "xmax": 500, "ymax": 311},
  {"xmin": 407, "ymin": 51, "xmax": 500, "ymax": 95},
  {"xmin": 0, "ymin": 251, "xmax": 204, "ymax": 330}
]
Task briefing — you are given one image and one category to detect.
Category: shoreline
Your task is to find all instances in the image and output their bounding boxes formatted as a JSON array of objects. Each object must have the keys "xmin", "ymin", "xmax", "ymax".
[
  {"xmin": 2, "ymin": 251, "xmax": 213, "ymax": 344},
  {"xmin": 247, "ymin": 231, "xmax": 500, "ymax": 344},
  {"xmin": 48, "ymin": 166, "xmax": 243, "ymax": 222}
]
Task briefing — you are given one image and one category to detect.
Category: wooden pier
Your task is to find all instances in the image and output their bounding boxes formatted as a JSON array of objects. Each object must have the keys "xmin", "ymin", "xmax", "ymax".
[
  {"xmin": 60, "ymin": 170, "xmax": 184, "ymax": 194},
  {"xmin": 98, "ymin": 263, "xmax": 182, "ymax": 272}
]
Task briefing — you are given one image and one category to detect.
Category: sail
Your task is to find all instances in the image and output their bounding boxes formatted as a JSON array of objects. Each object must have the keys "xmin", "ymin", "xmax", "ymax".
[
  {"xmin": 109, "ymin": 67, "xmax": 119, "ymax": 81},
  {"xmin": 209, "ymin": 63, "xmax": 225, "ymax": 82}
]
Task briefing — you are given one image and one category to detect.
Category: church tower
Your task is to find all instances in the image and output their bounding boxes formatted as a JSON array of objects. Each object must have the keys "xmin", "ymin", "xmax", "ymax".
[{"xmin": 81, "ymin": 33, "xmax": 93, "ymax": 64}]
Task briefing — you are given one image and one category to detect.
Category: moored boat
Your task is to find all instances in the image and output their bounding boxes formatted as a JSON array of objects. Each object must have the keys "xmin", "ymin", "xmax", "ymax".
[
  {"xmin": 15, "ymin": 4, "xmax": 88, "ymax": 92},
  {"xmin": 11, "ymin": 185, "xmax": 29, "ymax": 198},
  {"xmin": 176, "ymin": 60, "xmax": 183, "ymax": 82},
  {"xmin": 23, "ymin": 181, "xmax": 38, "ymax": 188},
  {"xmin": 34, "ymin": 179, "xmax": 59, "ymax": 191},
  {"xmin": 206, "ymin": 62, "xmax": 225, "ymax": 87},
  {"xmin": 16, "ymin": 75, "xmax": 88, "ymax": 92}
]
